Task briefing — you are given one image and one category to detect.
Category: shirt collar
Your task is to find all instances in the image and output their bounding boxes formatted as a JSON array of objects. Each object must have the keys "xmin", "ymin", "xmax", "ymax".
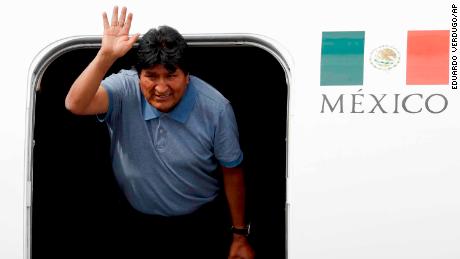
[{"xmin": 142, "ymin": 80, "xmax": 197, "ymax": 123}]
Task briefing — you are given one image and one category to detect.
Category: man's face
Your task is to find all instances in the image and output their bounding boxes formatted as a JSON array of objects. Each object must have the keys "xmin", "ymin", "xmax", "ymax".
[{"xmin": 139, "ymin": 65, "xmax": 189, "ymax": 113}]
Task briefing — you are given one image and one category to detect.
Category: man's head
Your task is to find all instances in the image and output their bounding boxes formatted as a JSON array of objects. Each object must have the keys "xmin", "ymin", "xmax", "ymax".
[{"xmin": 136, "ymin": 26, "xmax": 189, "ymax": 112}]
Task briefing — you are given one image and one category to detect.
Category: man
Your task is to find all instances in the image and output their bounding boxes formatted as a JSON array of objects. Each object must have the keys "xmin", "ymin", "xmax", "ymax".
[{"xmin": 65, "ymin": 6, "xmax": 254, "ymax": 259}]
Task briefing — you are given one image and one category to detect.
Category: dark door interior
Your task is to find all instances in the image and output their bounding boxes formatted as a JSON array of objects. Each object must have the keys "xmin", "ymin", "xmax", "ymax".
[{"xmin": 32, "ymin": 43, "xmax": 287, "ymax": 258}]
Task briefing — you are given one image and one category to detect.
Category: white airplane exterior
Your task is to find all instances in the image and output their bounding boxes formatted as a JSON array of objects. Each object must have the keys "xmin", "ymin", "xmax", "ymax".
[{"xmin": 1, "ymin": 0, "xmax": 459, "ymax": 258}]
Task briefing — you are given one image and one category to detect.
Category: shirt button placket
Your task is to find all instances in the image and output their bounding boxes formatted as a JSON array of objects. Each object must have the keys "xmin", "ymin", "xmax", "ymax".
[{"xmin": 156, "ymin": 115, "xmax": 166, "ymax": 150}]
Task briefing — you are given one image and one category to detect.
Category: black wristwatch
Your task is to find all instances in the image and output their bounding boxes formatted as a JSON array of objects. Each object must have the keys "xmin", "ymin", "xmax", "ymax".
[{"xmin": 231, "ymin": 223, "xmax": 251, "ymax": 237}]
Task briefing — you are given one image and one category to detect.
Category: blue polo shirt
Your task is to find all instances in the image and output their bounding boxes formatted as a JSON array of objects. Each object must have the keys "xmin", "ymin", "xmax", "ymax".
[{"xmin": 100, "ymin": 69, "xmax": 243, "ymax": 216}]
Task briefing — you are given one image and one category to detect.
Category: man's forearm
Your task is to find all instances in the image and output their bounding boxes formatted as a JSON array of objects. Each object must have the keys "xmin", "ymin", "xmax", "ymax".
[
  {"xmin": 222, "ymin": 166, "xmax": 247, "ymax": 228},
  {"xmin": 223, "ymin": 166, "xmax": 255, "ymax": 258},
  {"xmin": 65, "ymin": 51, "xmax": 116, "ymax": 114}
]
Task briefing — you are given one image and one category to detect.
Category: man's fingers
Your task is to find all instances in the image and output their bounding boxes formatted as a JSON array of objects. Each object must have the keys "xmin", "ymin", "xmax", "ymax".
[
  {"xmin": 122, "ymin": 13, "xmax": 133, "ymax": 32},
  {"xmin": 118, "ymin": 6, "xmax": 127, "ymax": 26},
  {"xmin": 102, "ymin": 12, "xmax": 109, "ymax": 29},
  {"xmin": 111, "ymin": 6, "xmax": 119, "ymax": 26},
  {"xmin": 128, "ymin": 33, "xmax": 140, "ymax": 46}
]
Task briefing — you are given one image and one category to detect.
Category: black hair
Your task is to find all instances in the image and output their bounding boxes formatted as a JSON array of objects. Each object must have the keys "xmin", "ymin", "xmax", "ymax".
[{"xmin": 135, "ymin": 25, "xmax": 189, "ymax": 75}]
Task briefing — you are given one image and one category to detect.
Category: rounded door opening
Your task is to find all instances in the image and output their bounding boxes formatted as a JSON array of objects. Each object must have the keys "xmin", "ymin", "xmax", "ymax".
[{"xmin": 30, "ymin": 36, "xmax": 288, "ymax": 259}]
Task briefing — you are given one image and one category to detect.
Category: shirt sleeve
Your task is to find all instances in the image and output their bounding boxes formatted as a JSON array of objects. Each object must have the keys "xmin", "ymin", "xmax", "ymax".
[
  {"xmin": 98, "ymin": 71, "xmax": 127, "ymax": 125},
  {"xmin": 214, "ymin": 102, "xmax": 243, "ymax": 168}
]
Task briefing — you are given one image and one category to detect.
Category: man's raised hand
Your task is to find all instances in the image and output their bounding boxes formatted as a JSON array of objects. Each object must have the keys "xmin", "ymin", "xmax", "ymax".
[{"xmin": 100, "ymin": 6, "xmax": 139, "ymax": 59}]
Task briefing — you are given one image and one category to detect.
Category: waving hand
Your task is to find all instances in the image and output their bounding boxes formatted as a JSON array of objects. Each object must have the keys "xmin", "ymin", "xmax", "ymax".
[{"xmin": 100, "ymin": 6, "xmax": 139, "ymax": 59}]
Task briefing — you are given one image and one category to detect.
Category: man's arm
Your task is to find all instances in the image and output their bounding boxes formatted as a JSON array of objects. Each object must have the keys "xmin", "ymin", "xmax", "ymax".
[
  {"xmin": 222, "ymin": 166, "xmax": 255, "ymax": 259},
  {"xmin": 65, "ymin": 6, "xmax": 139, "ymax": 115}
]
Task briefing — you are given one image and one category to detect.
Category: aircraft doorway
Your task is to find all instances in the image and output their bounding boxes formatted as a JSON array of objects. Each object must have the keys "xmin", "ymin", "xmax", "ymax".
[{"xmin": 28, "ymin": 35, "xmax": 289, "ymax": 259}]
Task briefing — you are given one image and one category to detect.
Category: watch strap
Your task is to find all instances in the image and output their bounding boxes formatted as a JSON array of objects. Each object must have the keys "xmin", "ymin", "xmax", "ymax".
[{"xmin": 231, "ymin": 224, "xmax": 251, "ymax": 236}]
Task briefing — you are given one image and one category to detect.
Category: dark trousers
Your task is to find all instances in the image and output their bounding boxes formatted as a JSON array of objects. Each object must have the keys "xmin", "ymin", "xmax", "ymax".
[{"xmin": 112, "ymin": 195, "xmax": 232, "ymax": 259}]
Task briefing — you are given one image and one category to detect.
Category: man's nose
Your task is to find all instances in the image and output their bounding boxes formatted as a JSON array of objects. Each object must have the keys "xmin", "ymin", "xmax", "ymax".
[{"xmin": 154, "ymin": 80, "xmax": 169, "ymax": 94}]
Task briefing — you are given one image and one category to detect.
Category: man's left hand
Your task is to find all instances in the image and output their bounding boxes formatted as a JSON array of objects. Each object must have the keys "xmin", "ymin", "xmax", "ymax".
[{"xmin": 228, "ymin": 235, "xmax": 255, "ymax": 259}]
